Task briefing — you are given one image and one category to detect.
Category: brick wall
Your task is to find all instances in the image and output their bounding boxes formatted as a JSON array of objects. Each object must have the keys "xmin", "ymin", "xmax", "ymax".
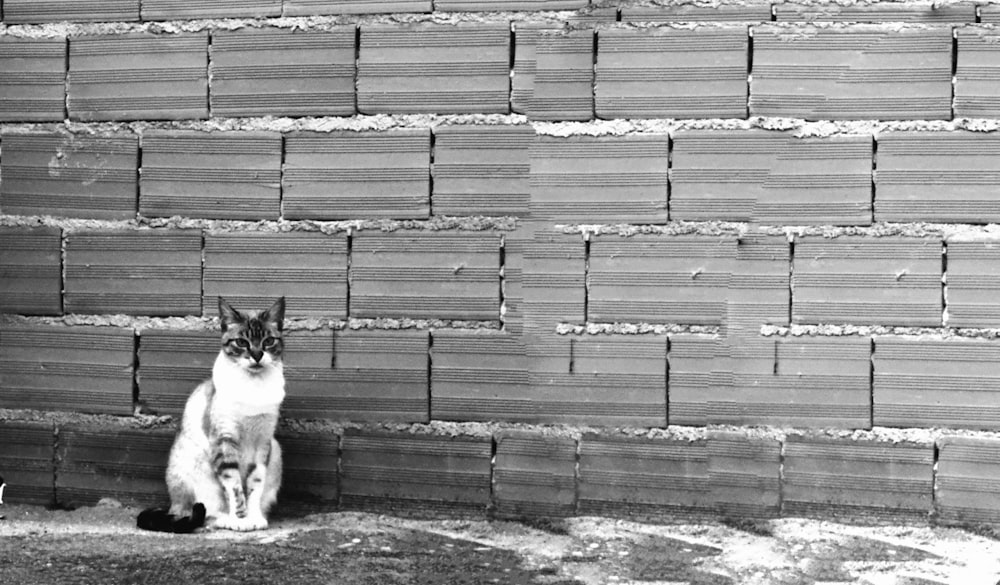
[{"xmin": 4, "ymin": 1, "xmax": 1000, "ymax": 524}]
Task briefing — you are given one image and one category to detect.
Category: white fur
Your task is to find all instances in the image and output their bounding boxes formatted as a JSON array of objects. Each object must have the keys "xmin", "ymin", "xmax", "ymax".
[{"xmin": 211, "ymin": 350, "xmax": 285, "ymax": 415}]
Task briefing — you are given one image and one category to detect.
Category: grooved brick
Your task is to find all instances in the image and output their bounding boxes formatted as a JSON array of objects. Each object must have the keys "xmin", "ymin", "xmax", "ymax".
[
  {"xmin": 68, "ymin": 33, "xmax": 208, "ymax": 122},
  {"xmin": 783, "ymin": 436, "xmax": 934, "ymax": 519},
  {"xmin": 430, "ymin": 330, "xmax": 528, "ymax": 422},
  {"xmin": 0, "ymin": 226, "xmax": 62, "ymax": 315},
  {"xmin": 350, "ymin": 232, "xmax": 500, "ymax": 320},
  {"xmin": 56, "ymin": 426, "xmax": 173, "ymax": 508},
  {"xmin": 750, "ymin": 26, "xmax": 953, "ymax": 121},
  {"xmin": 432, "ymin": 125, "xmax": 533, "ymax": 217},
  {"xmin": 494, "ymin": 431, "xmax": 577, "ymax": 518},
  {"xmin": 519, "ymin": 227, "xmax": 586, "ymax": 325},
  {"xmin": 203, "ymin": 232, "xmax": 348, "ymax": 319},
  {"xmin": 283, "ymin": 130, "xmax": 430, "ymax": 220},
  {"xmin": 210, "ymin": 28, "xmax": 355, "ymax": 118},
  {"xmin": 982, "ymin": 5, "xmax": 1000, "ymax": 24},
  {"xmin": 437, "ymin": 0, "xmax": 583, "ymax": 11},
  {"xmin": 357, "ymin": 23, "xmax": 510, "ymax": 114},
  {"xmin": 530, "ymin": 135, "xmax": 669, "ymax": 224},
  {"xmin": 774, "ymin": 2, "xmax": 975, "ymax": 23},
  {"xmin": 936, "ymin": 436, "xmax": 1000, "ymax": 525},
  {"xmin": 596, "ymin": 27, "xmax": 748, "ymax": 119},
  {"xmin": 0, "ymin": 36, "xmax": 66, "ymax": 122},
  {"xmin": 955, "ymin": 28, "xmax": 1000, "ymax": 119},
  {"xmin": 708, "ymin": 431, "xmax": 781, "ymax": 518},
  {"xmin": 514, "ymin": 25, "xmax": 602, "ymax": 120},
  {"xmin": 620, "ymin": 5, "xmax": 772, "ymax": 22},
  {"xmin": 140, "ymin": 131, "xmax": 282, "ymax": 220},
  {"xmin": 141, "ymin": 0, "xmax": 280, "ymax": 19},
  {"xmin": 283, "ymin": 0, "xmax": 431, "ymax": 15},
  {"xmin": 0, "ymin": 325, "xmax": 134, "ymax": 415},
  {"xmin": 275, "ymin": 430, "xmax": 339, "ymax": 511},
  {"xmin": 64, "ymin": 230, "xmax": 203, "ymax": 316},
  {"xmin": 136, "ymin": 329, "xmax": 217, "ymax": 416},
  {"xmin": 1, "ymin": 133, "xmax": 138, "ymax": 220},
  {"xmin": 340, "ymin": 430, "xmax": 492, "ymax": 512},
  {"xmin": 668, "ymin": 334, "xmax": 719, "ymax": 427},
  {"xmin": 728, "ymin": 234, "xmax": 791, "ymax": 327},
  {"xmin": 792, "ymin": 237, "xmax": 942, "ymax": 326},
  {"xmin": 0, "ymin": 421, "xmax": 55, "ymax": 506},
  {"xmin": 2, "ymin": 0, "xmax": 138, "ymax": 22},
  {"xmin": 946, "ymin": 240, "xmax": 1000, "ymax": 328}
]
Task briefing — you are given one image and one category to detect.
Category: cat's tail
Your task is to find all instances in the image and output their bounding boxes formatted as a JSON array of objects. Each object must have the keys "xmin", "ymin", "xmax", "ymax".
[{"xmin": 136, "ymin": 503, "xmax": 206, "ymax": 534}]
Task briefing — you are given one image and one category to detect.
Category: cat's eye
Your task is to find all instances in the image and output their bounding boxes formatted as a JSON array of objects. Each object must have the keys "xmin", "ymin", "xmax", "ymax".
[
  {"xmin": 233, "ymin": 339, "xmax": 251, "ymax": 350},
  {"xmin": 262, "ymin": 337, "xmax": 278, "ymax": 349}
]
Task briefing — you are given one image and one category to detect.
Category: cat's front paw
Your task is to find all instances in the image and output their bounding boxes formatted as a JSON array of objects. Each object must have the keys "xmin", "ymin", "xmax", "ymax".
[{"xmin": 213, "ymin": 514, "xmax": 268, "ymax": 532}]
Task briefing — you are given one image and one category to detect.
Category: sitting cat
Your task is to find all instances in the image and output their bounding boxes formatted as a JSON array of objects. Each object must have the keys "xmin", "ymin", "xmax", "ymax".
[{"xmin": 138, "ymin": 297, "xmax": 286, "ymax": 533}]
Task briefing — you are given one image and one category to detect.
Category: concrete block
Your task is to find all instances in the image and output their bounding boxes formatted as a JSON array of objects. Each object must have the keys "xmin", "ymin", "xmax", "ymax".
[
  {"xmin": 874, "ymin": 337, "xmax": 1000, "ymax": 430},
  {"xmin": 0, "ymin": 226, "xmax": 62, "ymax": 315},
  {"xmin": 0, "ymin": 37, "xmax": 66, "ymax": 122},
  {"xmin": 947, "ymin": 240, "xmax": 1000, "ymax": 327},
  {"xmin": 56, "ymin": 425, "xmax": 173, "ymax": 508},
  {"xmin": 2, "ymin": 0, "xmax": 138, "ymax": 22},
  {"xmin": 350, "ymin": 232, "xmax": 500, "ymax": 320},
  {"xmin": 520, "ymin": 227, "xmax": 586, "ymax": 325},
  {"xmin": 750, "ymin": 26, "xmax": 952, "ymax": 120},
  {"xmin": 137, "ymin": 329, "xmax": 216, "ymax": 416},
  {"xmin": 793, "ymin": 237, "xmax": 942, "ymax": 326},
  {"xmin": 0, "ymin": 325, "xmax": 135, "ymax": 415},
  {"xmin": 578, "ymin": 435, "xmax": 711, "ymax": 517},
  {"xmin": 283, "ymin": 330, "xmax": 428, "ymax": 422},
  {"xmin": 210, "ymin": 27, "xmax": 355, "ymax": 118},
  {"xmin": 530, "ymin": 135, "xmax": 669, "ymax": 223},
  {"xmin": 203, "ymin": 232, "xmax": 348, "ymax": 319},
  {"xmin": 283, "ymin": 0, "xmax": 430, "ymax": 15},
  {"xmin": 774, "ymin": 2, "xmax": 975, "ymax": 23},
  {"xmin": 140, "ymin": 130, "xmax": 282, "ymax": 220},
  {"xmin": 621, "ymin": 5, "xmax": 772, "ymax": 22},
  {"xmin": 956, "ymin": 28, "xmax": 1000, "ymax": 118},
  {"xmin": 708, "ymin": 431, "xmax": 781, "ymax": 519},
  {"xmin": 141, "ymin": 0, "xmax": 280, "ymax": 19},
  {"xmin": 494, "ymin": 431, "xmax": 576, "ymax": 518},
  {"xmin": 1, "ymin": 132, "xmax": 138, "ymax": 219},
  {"xmin": 668, "ymin": 334, "xmax": 720, "ymax": 426},
  {"xmin": 275, "ymin": 430, "xmax": 339, "ymax": 512},
  {"xmin": 596, "ymin": 27, "xmax": 748, "ymax": 119},
  {"xmin": 937, "ymin": 436, "xmax": 1000, "ymax": 524},
  {"xmin": 0, "ymin": 421, "xmax": 55, "ymax": 506},
  {"xmin": 358, "ymin": 23, "xmax": 509, "ymax": 114},
  {"xmin": 514, "ymin": 26, "xmax": 597, "ymax": 120},
  {"xmin": 340, "ymin": 430, "xmax": 492, "ymax": 513},
  {"xmin": 783, "ymin": 436, "xmax": 934, "ymax": 519},
  {"xmin": 430, "ymin": 330, "xmax": 529, "ymax": 422},
  {"xmin": 64, "ymin": 230, "xmax": 203, "ymax": 316},
  {"xmin": 589, "ymin": 235, "xmax": 736, "ymax": 324},
  {"xmin": 432, "ymin": 125, "xmax": 532, "ymax": 217},
  {"xmin": 68, "ymin": 33, "xmax": 208, "ymax": 121},
  {"xmin": 283, "ymin": 129, "xmax": 430, "ymax": 220}
]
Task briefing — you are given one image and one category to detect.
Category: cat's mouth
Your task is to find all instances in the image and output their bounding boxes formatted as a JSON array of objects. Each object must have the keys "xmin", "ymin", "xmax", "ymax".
[{"xmin": 246, "ymin": 363, "xmax": 265, "ymax": 373}]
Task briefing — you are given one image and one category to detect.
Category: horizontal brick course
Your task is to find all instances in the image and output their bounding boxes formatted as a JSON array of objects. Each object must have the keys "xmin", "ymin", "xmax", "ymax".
[
  {"xmin": 0, "ymin": 421, "xmax": 55, "ymax": 506},
  {"xmin": 0, "ymin": 36, "xmax": 66, "ymax": 122},
  {"xmin": 0, "ymin": 226, "xmax": 62, "ymax": 315}
]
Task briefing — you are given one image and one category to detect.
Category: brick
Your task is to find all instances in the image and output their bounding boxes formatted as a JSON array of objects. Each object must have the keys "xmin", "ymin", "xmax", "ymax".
[
  {"xmin": 713, "ymin": 336, "xmax": 872, "ymax": 428},
  {"xmin": 431, "ymin": 125, "xmax": 532, "ymax": 217},
  {"xmin": 774, "ymin": 2, "xmax": 975, "ymax": 23},
  {"xmin": 210, "ymin": 28, "xmax": 355, "ymax": 118},
  {"xmin": 982, "ymin": 5, "xmax": 1000, "ymax": 24},
  {"xmin": 514, "ymin": 27, "xmax": 595, "ymax": 120},
  {"xmin": 351, "ymin": 232, "xmax": 500, "ymax": 320},
  {"xmin": 68, "ymin": 33, "xmax": 208, "ymax": 121},
  {"xmin": 494, "ymin": 431, "xmax": 576, "ymax": 518},
  {"xmin": 708, "ymin": 432, "xmax": 781, "ymax": 519},
  {"xmin": 430, "ymin": 330, "xmax": 529, "ymax": 422},
  {"xmin": 283, "ymin": 0, "xmax": 430, "ymax": 15},
  {"xmin": 0, "ymin": 422, "xmax": 55, "ymax": 506},
  {"xmin": 520, "ymin": 227, "xmax": 586, "ymax": 325},
  {"xmin": 0, "ymin": 226, "xmax": 62, "ymax": 315},
  {"xmin": 578, "ymin": 435, "xmax": 710, "ymax": 517},
  {"xmin": 668, "ymin": 334, "xmax": 719, "ymax": 426},
  {"xmin": 530, "ymin": 135, "xmax": 669, "ymax": 223},
  {"xmin": 528, "ymin": 335, "xmax": 667, "ymax": 427},
  {"xmin": 783, "ymin": 436, "xmax": 934, "ymax": 519},
  {"xmin": 340, "ymin": 430, "xmax": 492, "ymax": 513},
  {"xmin": 358, "ymin": 23, "xmax": 510, "ymax": 114},
  {"xmin": 955, "ymin": 28, "xmax": 1000, "ymax": 119},
  {"xmin": 56, "ymin": 426, "xmax": 173, "ymax": 508},
  {"xmin": 283, "ymin": 129, "xmax": 430, "ymax": 220},
  {"xmin": 792, "ymin": 237, "xmax": 942, "ymax": 326},
  {"xmin": 2, "ymin": 0, "xmax": 138, "ymax": 22},
  {"xmin": 141, "ymin": 0, "xmax": 280, "ymax": 19},
  {"xmin": 728, "ymin": 234, "xmax": 791, "ymax": 327},
  {"xmin": 0, "ymin": 325, "xmax": 134, "ymax": 415},
  {"xmin": 936, "ymin": 437, "xmax": 1000, "ymax": 524},
  {"xmin": 873, "ymin": 337, "xmax": 1000, "ymax": 430},
  {"xmin": 589, "ymin": 235, "xmax": 735, "ymax": 324},
  {"xmin": 875, "ymin": 132, "xmax": 1000, "ymax": 223},
  {"xmin": 947, "ymin": 240, "xmax": 1000, "ymax": 327},
  {"xmin": 64, "ymin": 230, "xmax": 202, "ymax": 316},
  {"xmin": 203, "ymin": 232, "xmax": 347, "ymax": 319},
  {"xmin": 283, "ymin": 330, "xmax": 428, "ymax": 422},
  {"xmin": 140, "ymin": 131, "xmax": 281, "ymax": 220},
  {"xmin": 621, "ymin": 5, "xmax": 772, "ymax": 22},
  {"xmin": 595, "ymin": 27, "xmax": 748, "ymax": 119},
  {"xmin": 438, "ymin": 0, "xmax": 583, "ymax": 11},
  {"xmin": 275, "ymin": 430, "xmax": 339, "ymax": 511},
  {"xmin": 750, "ymin": 26, "xmax": 952, "ymax": 121},
  {"xmin": 0, "ymin": 37, "xmax": 66, "ymax": 122},
  {"xmin": 1, "ymin": 133, "xmax": 138, "ymax": 220},
  {"xmin": 137, "ymin": 329, "xmax": 216, "ymax": 416},
  {"xmin": 671, "ymin": 130, "xmax": 873, "ymax": 224}
]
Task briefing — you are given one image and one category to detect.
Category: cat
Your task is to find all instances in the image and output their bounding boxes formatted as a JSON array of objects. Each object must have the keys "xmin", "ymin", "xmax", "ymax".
[{"xmin": 137, "ymin": 297, "xmax": 286, "ymax": 533}]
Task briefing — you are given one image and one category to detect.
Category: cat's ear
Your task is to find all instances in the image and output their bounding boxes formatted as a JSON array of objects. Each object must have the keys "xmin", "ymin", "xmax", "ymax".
[
  {"xmin": 218, "ymin": 297, "xmax": 243, "ymax": 332},
  {"xmin": 261, "ymin": 296, "xmax": 286, "ymax": 330}
]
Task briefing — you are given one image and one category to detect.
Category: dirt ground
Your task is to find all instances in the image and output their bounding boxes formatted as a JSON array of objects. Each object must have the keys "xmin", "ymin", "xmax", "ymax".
[{"xmin": 1, "ymin": 503, "xmax": 999, "ymax": 585}]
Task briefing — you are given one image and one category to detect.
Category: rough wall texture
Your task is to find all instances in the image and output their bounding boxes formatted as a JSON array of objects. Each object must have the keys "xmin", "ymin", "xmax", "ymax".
[{"xmin": 4, "ymin": 0, "xmax": 1000, "ymax": 523}]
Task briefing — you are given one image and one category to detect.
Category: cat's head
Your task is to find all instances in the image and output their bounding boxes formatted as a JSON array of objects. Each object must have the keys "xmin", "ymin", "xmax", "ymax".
[{"xmin": 218, "ymin": 297, "xmax": 285, "ymax": 375}]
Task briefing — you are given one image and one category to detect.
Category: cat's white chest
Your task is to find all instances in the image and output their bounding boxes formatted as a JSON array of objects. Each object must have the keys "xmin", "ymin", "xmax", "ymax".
[{"xmin": 211, "ymin": 353, "xmax": 285, "ymax": 416}]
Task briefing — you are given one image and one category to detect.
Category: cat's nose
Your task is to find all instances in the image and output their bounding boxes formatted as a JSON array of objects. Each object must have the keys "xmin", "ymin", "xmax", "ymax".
[{"xmin": 250, "ymin": 349, "xmax": 264, "ymax": 363}]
